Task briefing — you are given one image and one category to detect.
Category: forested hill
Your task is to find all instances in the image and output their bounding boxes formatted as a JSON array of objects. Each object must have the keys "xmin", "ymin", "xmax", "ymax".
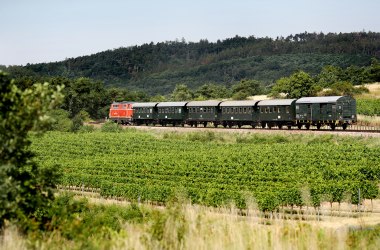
[{"xmin": 5, "ymin": 32, "xmax": 380, "ymax": 95}]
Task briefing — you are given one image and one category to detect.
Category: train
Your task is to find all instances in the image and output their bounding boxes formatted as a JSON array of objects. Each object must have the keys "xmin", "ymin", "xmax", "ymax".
[{"xmin": 108, "ymin": 96, "xmax": 357, "ymax": 130}]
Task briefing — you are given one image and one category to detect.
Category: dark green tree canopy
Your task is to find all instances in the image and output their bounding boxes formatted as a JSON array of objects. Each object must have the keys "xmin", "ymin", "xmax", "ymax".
[
  {"xmin": 231, "ymin": 79, "xmax": 262, "ymax": 100},
  {"xmin": 170, "ymin": 84, "xmax": 193, "ymax": 101},
  {"xmin": 271, "ymin": 71, "xmax": 317, "ymax": 98}
]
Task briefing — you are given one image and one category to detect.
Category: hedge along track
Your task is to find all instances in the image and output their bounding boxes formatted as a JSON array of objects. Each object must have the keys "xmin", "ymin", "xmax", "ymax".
[{"xmin": 125, "ymin": 123, "xmax": 380, "ymax": 136}]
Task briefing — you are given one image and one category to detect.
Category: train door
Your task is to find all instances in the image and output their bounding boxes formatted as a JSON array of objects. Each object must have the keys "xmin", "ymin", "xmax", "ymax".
[{"xmin": 311, "ymin": 104, "xmax": 320, "ymax": 121}]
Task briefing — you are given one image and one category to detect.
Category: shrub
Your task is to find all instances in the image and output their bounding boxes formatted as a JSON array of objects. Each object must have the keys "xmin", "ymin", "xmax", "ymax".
[{"xmin": 101, "ymin": 121, "xmax": 123, "ymax": 133}]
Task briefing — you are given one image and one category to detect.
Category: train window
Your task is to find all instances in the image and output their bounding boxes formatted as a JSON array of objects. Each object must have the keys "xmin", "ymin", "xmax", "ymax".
[
  {"xmin": 296, "ymin": 105, "xmax": 299, "ymax": 110},
  {"xmin": 239, "ymin": 108, "xmax": 243, "ymax": 113},
  {"xmin": 269, "ymin": 107, "xmax": 272, "ymax": 113},
  {"xmin": 243, "ymin": 107, "xmax": 247, "ymax": 113},
  {"xmin": 286, "ymin": 106, "xmax": 290, "ymax": 113},
  {"xmin": 278, "ymin": 107, "xmax": 281, "ymax": 113},
  {"xmin": 226, "ymin": 107, "xmax": 229, "ymax": 113},
  {"xmin": 113, "ymin": 105, "xmax": 119, "ymax": 109},
  {"xmin": 211, "ymin": 107, "xmax": 214, "ymax": 113},
  {"xmin": 150, "ymin": 108, "xmax": 153, "ymax": 113},
  {"xmin": 197, "ymin": 107, "xmax": 200, "ymax": 113},
  {"xmin": 178, "ymin": 108, "xmax": 182, "ymax": 113},
  {"xmin": 158, "ymin": 108, "xmax": 161, "ymax": 113}
]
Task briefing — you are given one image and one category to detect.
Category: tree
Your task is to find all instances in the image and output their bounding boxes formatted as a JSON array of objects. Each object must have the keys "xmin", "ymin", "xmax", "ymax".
[
  {"xmin": 0, "ymin": 71, "xmax": 63, "ymax": 230},
  {"xmin": 316, "ymin": 65, "xmax": 343, "ymax": 88},
  {"xmin": 170, "ymin": 84, "xmax": 193, "ymax": 101},
  {"xmin": 231, "ymin": 79, "xmax": 262, "ymax": 100},
  {"xmin": 195, "ymin": 83, "xmax": 230, "ymax": 100},
  {"xmin": 271, "ymin": 71, "xmax": 317, "ymax": 98}
]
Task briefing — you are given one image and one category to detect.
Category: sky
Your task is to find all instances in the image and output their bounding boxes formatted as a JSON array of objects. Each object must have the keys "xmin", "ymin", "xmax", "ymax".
[{"xmin": 1, "ymin": 0, "xmax": 379, "ymax": 66}]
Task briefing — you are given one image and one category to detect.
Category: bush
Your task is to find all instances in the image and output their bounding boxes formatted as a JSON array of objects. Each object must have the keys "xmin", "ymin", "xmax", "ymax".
[
  {"xmin": 101, "ymin": 121, "xmax": 123, "ymax": 133},
  {"xmin": 48, "ymin": 109, "xmax": 73, "ymax": 132},
  {"xmin": 78, "ymin": 125, "xmax": 96, "ymax": 133}
]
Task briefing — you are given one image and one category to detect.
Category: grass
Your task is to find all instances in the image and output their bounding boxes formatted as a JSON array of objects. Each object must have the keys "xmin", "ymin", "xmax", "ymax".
[{"xmin": 2, "ymin": 195, "xmax": 379, "ymax": 250}]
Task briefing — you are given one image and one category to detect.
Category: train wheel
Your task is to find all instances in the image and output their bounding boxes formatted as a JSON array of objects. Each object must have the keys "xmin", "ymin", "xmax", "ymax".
[
  {"xmin": 287, "ymin": 125, "xmax": 292, "ymax": 130},
  {"xmin": 297, "ymin": 124, "xmax": 302, "ymax": 130},
  {"xmin": 342, "ymin": 124, "xmax": 348, "ymax": 130},
  {"xmin": 181, "ymin": 123, "xmax": 185, "ymax": 127},
  {"xmin": 278, "ymin": 124, "xmax": 283, "ymax": 130},
  {"xmin": 261, "ymin": 122, "xmax": 266, "ymax": 129},
  {"xmin": 305, "ymin": 124, "xmax": 310, "ymax": 130},
  {"xmin": 223, "ymin": 123, "xmax": 227, "ymax": 128},
  {"xmin": 228, "ymin": 123, "xmax": 233, "ymax": 128},
  {"xmin": 251, "ymin": 124, "xmax": 256, "ymax": 129},
  {"xmin": 214, "ymin": 123, "xmax": 218, "ymax": 128},
  {"xmin": 330, "ymin": 124, "xmax": 336, "ymax": 131},
  {"xmin": 194, "ymin": 123, "xmax": 198, "ymax": 127},
  {"xmin": 203, "ymin": 122, "xmax": 207, "ymax": 127},
  {"xmin": 237, "ymin": 123, "xmax": 242, "ymax": 128},
  {"xmin": 316, "ymin": 124, "xmax": 321, "ymax": 130}
]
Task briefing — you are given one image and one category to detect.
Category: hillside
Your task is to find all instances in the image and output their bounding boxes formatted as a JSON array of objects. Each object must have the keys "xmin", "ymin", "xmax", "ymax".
[{"xmin": 3, "ymin": 32, "xmax": 380, "ymax": 95}]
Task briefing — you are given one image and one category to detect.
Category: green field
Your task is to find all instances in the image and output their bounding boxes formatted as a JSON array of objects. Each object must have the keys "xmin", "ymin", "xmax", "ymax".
[{"xmin": 31, "ymin": 129, "xmax": 380, "ymax": 211}]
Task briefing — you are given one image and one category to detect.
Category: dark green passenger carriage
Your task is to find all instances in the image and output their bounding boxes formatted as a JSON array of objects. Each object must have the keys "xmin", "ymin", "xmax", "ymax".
[
  {"xmin": 186, "ymin": 101, "xmax": 222, "ymax": 127},
  {"xmin": 156, "ymin": 102, "xmax": 188, "ymax": 126},
  {"xmin": 257, "ymin": 99, "xmax": 297, "ymax": 129},
  {"xmin": 219, "ymin": 100, "xmax": 260, "ymax": 128},
  {"xmin": 295, "ymin": 96, "xmax": 357, "ymax": 130},
  {"xmin": 132, "ymin": 102, "xmax": 158, "ymax": 125}
]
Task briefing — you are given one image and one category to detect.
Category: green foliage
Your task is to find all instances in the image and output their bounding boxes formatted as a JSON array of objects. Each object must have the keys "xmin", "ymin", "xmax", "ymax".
[
  {"xmin": 323, "ymin": 82, "xmax": 369, "ymax": 96},
  {"xmin": 195, "ymin": 83, "xmax": 230, "ymax": 99},
  {"xmin": 71, "ymin": 110, "xmax": 91, "ymax": 132},
  {"xmin": 347, "ymin": 224, "xmax": 380, "ymax": 249},
  {"xmin": 232, "ymin": 79, "xmax": 262, "ymax": 100},
  {"xmin": 48, "ymin": 109, "xmax": 73, "ymax": 132},
  {"xmin": 4, "ymin": 32, "xmax": 378, "ymax": 95},
  {"xmin": 29, "ymin": 193, "xmax": 147, "ymax": 248},
  {"xmin": 316, "ymin": 65, "xmax": 344, "ymax": 88},
  {"xmin": 271, "ymin": 71, "xmax": 317, "ymax": 98},
  {"xmin": 170, "ymin": 84, "xmax": 193, "ymax": 101},
  {"xmin": 357, "ymin": 99, "xmax": 380, "ymax": 116},
  {"xmin": 101, "ymin": 121, "xmax": 123, "ymax": 132},
  {"xmin": 0, "ymin": 71, "xmax": 63, "ymax": 230}
]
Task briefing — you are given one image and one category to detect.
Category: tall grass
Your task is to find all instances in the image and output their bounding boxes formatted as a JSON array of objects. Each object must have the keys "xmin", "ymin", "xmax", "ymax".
[{"xmin": 2, "ymin": 198, "xmax": 379, "ymax": 250}]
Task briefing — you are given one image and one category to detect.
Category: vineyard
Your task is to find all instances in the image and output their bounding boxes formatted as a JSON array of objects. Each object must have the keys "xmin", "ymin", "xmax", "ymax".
[{"xmin": 31, "ymin": 129, "xmax": 380, "ymax": 212}]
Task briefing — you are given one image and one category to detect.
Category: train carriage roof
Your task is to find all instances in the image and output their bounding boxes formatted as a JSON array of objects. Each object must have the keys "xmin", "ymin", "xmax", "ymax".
[
  {"xmin": 133, "ymin": 102, "xmax": 158, "ymax": 108},
  {"xmin": 257, "ymin": 99, "xmax": 296, "ymax": 106},
  {"xmin": 296, "ymin": 96, "xmax": 346, "ymax": 104},
  {"xmin": 220, "ymin": 100, "xmax": 260, "ymax": 107},
  {"xmin": 186, "ymin": 100, "xmax": 222, "ymax": 107},
  {"xmin": 157, "ymin": 102, "xmax": 188, "ymax": 107}
]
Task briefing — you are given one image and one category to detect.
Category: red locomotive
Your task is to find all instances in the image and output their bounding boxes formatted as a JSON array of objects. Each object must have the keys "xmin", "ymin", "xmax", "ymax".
[{"xmin": 108, "ymin": 101, "xmax": 133, "ymax": 124}]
